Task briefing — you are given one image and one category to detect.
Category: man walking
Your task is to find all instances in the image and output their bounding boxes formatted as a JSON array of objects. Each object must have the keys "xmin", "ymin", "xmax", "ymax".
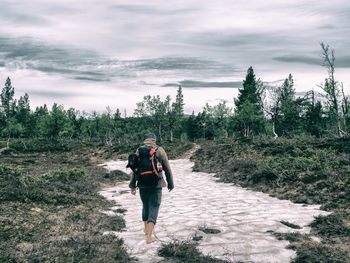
[{"xmin": 129, "ymin": 132, "xmax": 174, "ymax": 244}]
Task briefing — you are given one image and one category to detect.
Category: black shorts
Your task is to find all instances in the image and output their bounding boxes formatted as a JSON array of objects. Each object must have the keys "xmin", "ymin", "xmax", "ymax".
[{"xmin": 139, "ymin": 188, "xmax": 162, "ymax": 224}]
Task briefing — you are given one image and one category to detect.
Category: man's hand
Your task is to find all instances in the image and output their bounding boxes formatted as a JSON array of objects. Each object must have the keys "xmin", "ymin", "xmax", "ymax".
[{"xmin": 130, "ymin": 188, "xmax": 136, "ymax": 195}]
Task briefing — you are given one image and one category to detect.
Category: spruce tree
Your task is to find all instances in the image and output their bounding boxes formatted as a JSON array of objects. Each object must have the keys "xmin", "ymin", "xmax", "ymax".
[
  {"xmin": 234, "ymin": 67, "xmax": 265, "ymax": 137},
  {"xmin": 1, "ymin": 77, "xmax": 15, "ymax": 120},
  {"xmin": 235, "ymin": 67, "xmax": 261, "ymax": 110},
  {"xmin": 174, "ymin": 85, "xmax": 184, "ymax": 117},
  {"xmin": 277, "ymin": 74, "xmax": 299, "ymax": 135}
]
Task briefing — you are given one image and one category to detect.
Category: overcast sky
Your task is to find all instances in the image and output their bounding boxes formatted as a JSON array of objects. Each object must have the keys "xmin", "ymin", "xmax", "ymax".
[{"xmin": 0, "ymin": 0, "xmax": 349, "ymax": 115}]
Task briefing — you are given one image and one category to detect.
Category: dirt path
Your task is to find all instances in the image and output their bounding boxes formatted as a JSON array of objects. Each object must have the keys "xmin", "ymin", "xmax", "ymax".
[
  {"xmin": 99, "ymin": 157, "xmax": 329, "ymax": 263},
  {"xmin": 180, "ymin": 143, "xmax": 201, "ymax": 159}
]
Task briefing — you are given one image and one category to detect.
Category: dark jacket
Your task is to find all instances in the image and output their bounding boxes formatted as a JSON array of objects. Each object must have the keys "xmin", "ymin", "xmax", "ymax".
[{"xmin": 129, "ymin": 138, "xmax": 174, "ymax": 190}]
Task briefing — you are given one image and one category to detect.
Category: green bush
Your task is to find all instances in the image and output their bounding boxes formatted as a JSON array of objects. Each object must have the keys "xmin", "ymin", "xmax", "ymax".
[
  {"xmin": 158, "ymin": 240, "xmax": 229, "ymax": 263},
  {"xmin": 52, "ymin": 168, "xmax": 89, "ymax": 182},
  {"xmin": 251, "ymin": 169, "xmax": 278, "ymax": 184},
  {"xmin": 291, "ymin": 242, "xmax": 349, "ymax": 263},
  {"xmin": 0, "ymin": 166, "xmax": 92, "ymax": 205},
  {"xmin": 311, "ymin": 212, "xmax": 350, "ymax": 238},
  {"xmin": 0, "ymin": 164, "xmax": 20, "ymax": 178},
  {"xmin": 6, "ymin": 138, "xmax": 71, "ymax": 153}
]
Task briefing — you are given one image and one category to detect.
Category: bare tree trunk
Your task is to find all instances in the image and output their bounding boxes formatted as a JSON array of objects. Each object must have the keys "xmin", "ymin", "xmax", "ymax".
[
  {"xmin": 334, "ymin": 96, "xmax": 342, "ymax": 137},
  {"xmin": 272, "ymin": 120, "xmax": 278, "ymax": 139},
  {"xmin": 170, "ymin": 128, "xmax": 173, "ymax": 142},
  {"xmin": 158, "ymin": 123, "xmax": 162, "ymax": 142},
  {"xmin": 321, "ymin": 43, "xmax": 342, "ymax": 137},
  {"xmin": 243, "ymin": 123, "xmax": 251, "ymax": 137},
  {"xmin": 341, "ymin": 84, "xmax": 349, "ymax": 134}
]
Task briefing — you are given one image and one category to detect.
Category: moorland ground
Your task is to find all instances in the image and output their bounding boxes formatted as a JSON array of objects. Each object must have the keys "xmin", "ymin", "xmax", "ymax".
[
  {"xmin": 1, "ymin": 137, "xmax": 349, "ymax": 263},
  {"xmin": 191, "ymin": 136, "xmax": 350, "ymax": 263}
]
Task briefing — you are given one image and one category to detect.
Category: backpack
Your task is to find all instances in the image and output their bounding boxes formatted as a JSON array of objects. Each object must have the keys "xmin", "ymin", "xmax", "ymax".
[{"xmin": 137, "ymin": 146, "xmax": 163, "ymax": 187}]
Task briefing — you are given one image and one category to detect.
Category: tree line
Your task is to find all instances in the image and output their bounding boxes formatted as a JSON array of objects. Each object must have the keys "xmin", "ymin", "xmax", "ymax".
[{"xmin": 0, "ymin": 43, "xmax": 349, "ymax": 144}]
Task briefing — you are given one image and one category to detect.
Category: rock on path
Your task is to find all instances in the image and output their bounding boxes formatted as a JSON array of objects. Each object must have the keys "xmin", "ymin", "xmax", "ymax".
[{"xmin": 99, "ymin": 159, "xmax": 329, "ymax": 263}]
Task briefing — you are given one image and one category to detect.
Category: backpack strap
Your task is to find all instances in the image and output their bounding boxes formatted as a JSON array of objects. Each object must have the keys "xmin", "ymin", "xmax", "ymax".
[
  {"xmin": 150, "ymin": 147, "xmax": 159, "ymax": 177},
  {"xmin": 154, "ymin": 146, "xmax": 163, "ymax": 172}
]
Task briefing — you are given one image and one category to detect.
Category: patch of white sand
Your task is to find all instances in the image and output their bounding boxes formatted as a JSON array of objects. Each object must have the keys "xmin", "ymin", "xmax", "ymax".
[{"xmin": 99, "ymin": 159, "xmax": 329, "ymax": 263}]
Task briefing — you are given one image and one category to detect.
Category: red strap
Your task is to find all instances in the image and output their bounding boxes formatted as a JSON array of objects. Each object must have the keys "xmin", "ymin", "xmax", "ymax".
[
  {"xmin": 151, "ymin": 154, "xmax": 159, "ymax": 177},
  {"xmin": 140, "ymin": 171, "xmax": 154, "ymax": 175}
]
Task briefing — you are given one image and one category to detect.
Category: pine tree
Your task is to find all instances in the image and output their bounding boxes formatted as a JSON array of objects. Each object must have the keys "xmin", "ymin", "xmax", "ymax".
[
  {"xmin": 40, "ymin": 103, "xmax": 67, "ymax": 138},
  {"xmin": 235, "ymin": 67, "xmax": 261, "ymax": 110},
  {"xmin": 16, "ymin": 93, "xmax": 31, "ymax": 136},
  {"xmin": 304, "ymin": 90, "xmax": 324, "ymax": 137},
  {"xmin": 234, "ymin": 67, "xmax": 265, "ymax": 137},
  {"xmin": 16, "ymin": 93, "xmax": 30, "ymax": 124},
  {"xmin": 174, "ymin": 85, "xmax": 184, "ymax": 117},
  {"xmin": 1, "ymin": 77, "xmax": 15, "ymax": 120},
  {"xmin": 277, "ymin": 74, "xmax": 299, "ymax": 135}
]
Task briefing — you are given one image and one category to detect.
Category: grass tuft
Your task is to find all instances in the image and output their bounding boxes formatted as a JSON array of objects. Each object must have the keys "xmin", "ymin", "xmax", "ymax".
[{"xmin": 280, "ymin": 221, "xmax": 302, "ymax": 229}]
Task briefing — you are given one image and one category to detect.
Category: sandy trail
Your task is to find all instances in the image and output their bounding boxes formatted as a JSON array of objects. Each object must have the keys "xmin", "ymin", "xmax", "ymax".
[{"xmin": 99, "ymin": 159, "xmax": 329, "ymax": 263}]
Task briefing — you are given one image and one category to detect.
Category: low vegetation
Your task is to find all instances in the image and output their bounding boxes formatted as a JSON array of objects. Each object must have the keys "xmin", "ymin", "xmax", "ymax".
[
  {"xmin": 158, "ymin": 240, "xmax": 230, "ymax": 263},
  {"xmin": 198, "ymin": 227, "xmax": 221, "ymax": 234},
  {"xmin": 0, "ymin": 140, "xmax": 137, "ymax": 262},
  {"xmin": 191, "ymin": 136, "xmax": 350, "ymax": 262},
  {"xmin": 0, "ymin": 138, "xmax": 194, "ymax": 262}
]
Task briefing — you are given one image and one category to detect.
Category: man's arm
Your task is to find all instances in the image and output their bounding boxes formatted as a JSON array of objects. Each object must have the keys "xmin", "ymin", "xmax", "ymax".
[
  {"xmin": 158, "ymin": 147, "xmax": 174, "ymax": 190},
  {"xmin": 129, "ymin": 172, "xmax": 137, "ymax": 193}
]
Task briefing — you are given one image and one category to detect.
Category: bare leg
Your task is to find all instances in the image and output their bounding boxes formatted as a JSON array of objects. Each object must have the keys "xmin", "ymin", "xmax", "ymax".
[
  {"xmin": 143, "ymin": 221, "xmax": 147, "ymax": 235},
  {"xmin": 146, "ymin": 222, "xmax": 156, "ymax": 244}
]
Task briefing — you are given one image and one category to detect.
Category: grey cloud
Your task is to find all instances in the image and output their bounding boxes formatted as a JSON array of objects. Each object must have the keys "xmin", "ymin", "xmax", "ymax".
[
  {"xmin": 0, "ymin": 3, "xmax": 50, "ymax": 26},
  {"xmin": 318, "ymin": 25, "xmax": 335, "ymax": 30},
  {"xmin": 111, "ymin": 4, "xmax": 195, "ymax": 15},
  {"xmin": 0, "ymin": 36, "xmax": 111, "ymax": 81},
  {"xmin": 273, "ymin": 55, "xmax": 320, "ymax": 65},
  {"xmin": 0, "ymin": 62, "xmax": 5, "ymax": 67},
  {"xmin": 31, "ymin": 65, "xmax": 110, "ymax": 82},
  {"xmin": 131, "ymin": 57, "xmax": 237, "ymax": 78},
  {"xmin": 28, "ymin": 90, "xmax": 77, "ymax": 98},
  {"xmin": 0, "ymin": 37, "xmax": 97, "ymax": 63},
  {"xmin": 162, "ymin": 80, "xmax": 242, "ymax": 88},
  {"xmin": 0, "ymin": 1, "xmax": 79, "ymax": 27},
  {"xmin": 30, "ymin": 66, "xmax": 103, "ymax": 76},
  {"xmin": 139, "ymin": 81, "xmax": 157, "ymax": 86},
  {"xmin": 7, "ymin": 13, "xmax": 48, "ymax": 25},
  {"xmin": 0, "ymin": 36, "xmax": 238, "ymax": 84},
  {"xmin": 170, "ymin": 30, "xmax": 309, "ymax": 66},
  {"xmin": 134, "ymin": 57, "xmax": 225, "ymax": 71},
  {"xmin": 74, "ymin": 76, "xmax": 110, "ymax": 82},
  {"xmin": 41, "ymin": 5, "xmax": 78, "ymax": 15},
  {"xmin": 334, "ymin": 57, "xmax": 350, "ymax": 68},
  {"xmin": 187, "ymin": 31, "xmax": 298, "ymax": 50},
  {"xmin": 273, "ymin": 55, "xmax": 350, "ymax": 68}
]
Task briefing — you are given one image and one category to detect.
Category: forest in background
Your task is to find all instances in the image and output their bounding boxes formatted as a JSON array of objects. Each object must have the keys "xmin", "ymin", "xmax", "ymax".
[{"xmin": 0, "ymin": 43, "xmax": 349, "ymax": 147}]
